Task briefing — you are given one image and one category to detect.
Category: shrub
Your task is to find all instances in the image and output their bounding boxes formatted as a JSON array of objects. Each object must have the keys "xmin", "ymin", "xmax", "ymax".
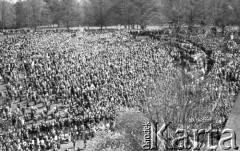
[{"xmin": 85, "ymin": 110, "xmax": 148, "ymax": 151}]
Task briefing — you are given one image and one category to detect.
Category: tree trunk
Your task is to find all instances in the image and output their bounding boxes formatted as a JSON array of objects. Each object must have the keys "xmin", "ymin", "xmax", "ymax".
[
  {"xmin": 66, "ymin": 19, "xmax": 70, "ymax": 31},
  {"xmin": 1, "ymin": 21, "xmax": 3, "ymax": 32},
  {"xmin": 221, "ymin": 26, "xmax": 225, "ymax": 36}
]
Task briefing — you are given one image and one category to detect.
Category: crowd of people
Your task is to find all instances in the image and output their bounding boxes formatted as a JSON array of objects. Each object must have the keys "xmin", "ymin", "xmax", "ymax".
[
  {"xmin": 0, "ymin": 31, "xmax": 122, "ymax": 151},
  {"xmin": 0, "ymin": 28, "xmax": 240, "ymax": 150}
]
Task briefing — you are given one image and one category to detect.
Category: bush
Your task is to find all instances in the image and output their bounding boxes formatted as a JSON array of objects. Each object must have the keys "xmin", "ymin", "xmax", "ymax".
[
  {"xmin": 85, "ymin": 131, "xmax": 144, "ymax": 151},
  {"xmin": 85, "ymin": 110, "xmax": 148, "ymax": 151}
]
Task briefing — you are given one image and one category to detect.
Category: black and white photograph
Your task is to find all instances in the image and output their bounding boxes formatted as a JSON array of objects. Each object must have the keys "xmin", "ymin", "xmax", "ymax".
[{"xmin": 0, "ymin": 0, "xmax": 240, "ymax": 150}]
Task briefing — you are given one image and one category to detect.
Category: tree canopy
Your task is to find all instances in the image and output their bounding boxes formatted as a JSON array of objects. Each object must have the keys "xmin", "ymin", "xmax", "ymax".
[{"xmin": 0, "ymin": 0, "xmax": 239, "ymax": 30}]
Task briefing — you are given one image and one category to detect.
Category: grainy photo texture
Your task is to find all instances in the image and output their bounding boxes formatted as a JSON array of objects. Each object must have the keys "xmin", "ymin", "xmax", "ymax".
[{"xmin": 0, "ymin": 0, "xmax": 240, "ymax": 151}]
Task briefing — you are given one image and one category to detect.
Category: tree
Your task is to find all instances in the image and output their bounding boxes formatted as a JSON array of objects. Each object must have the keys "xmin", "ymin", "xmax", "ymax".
[
  {"xmin": 82, "ymin": 0, "xmax": 94, "ymax": 27},
  {"xmin": 15, "ymin": 0, "xmax": 25, "ymax": 28},
  {"xmin": 214, "ymin": 1, "xmax": 235, "ymax": 35},
  {"xmin": 93, "ymin": 0, "xmax": 110, "ymax": 30},
  {"xmin": 228, "ymin": 0, "xmax": 240, "ymax": 28},
  {"xmin": 84, "ymin": 0, "xmax": 112, "ymax": 30},
  {"xmin": 162, "ymin": 0, "xmax": 186, "ymax": 33},
  {"xmin": 184, "ymin": 0, "xmax": 205, "ymax": 31},
  {"xmin": 0, "ymin": 0, "xmax": 15, "ymax": 30},
  {"xmin": 82, "ymin": 0, "xmax": 159, "ymax": 30},
  {"xmin": 110, "ymin": 0, "xmax": 138, "ymax": 29},
  {"xmin": 132, "ymin": 0, "xmax": 159, "ymax": 29},
  {"xmin": 0, "ymin": 0, "xmax": 6, "ymax": 31},
  {"xmin": 26, "ymin": 0, "xmax": 46, "ymax": 30},
  {"xmin": 60, "ymin": 0, "xmax": 81, "ymax": 29},
  {"xmin": 46, "ymin": 0, "xmax": 62, "ymax": 27},
  {"xmin": 39, "ymin": 4, "xmax": 52, "ymax": 26}
]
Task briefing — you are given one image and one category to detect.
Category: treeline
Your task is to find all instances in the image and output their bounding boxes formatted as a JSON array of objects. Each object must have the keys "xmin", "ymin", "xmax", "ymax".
[
  {"xmin": 1, "ymin": 0, "xmax": 82, "ymax": 30},
  {"xmin": 0, "ymin": 0, "xmax": 240, "ymax": 30},
  {"xmin": 163, "ymin": 0, "xmax": 240, "ymax": 33}
]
